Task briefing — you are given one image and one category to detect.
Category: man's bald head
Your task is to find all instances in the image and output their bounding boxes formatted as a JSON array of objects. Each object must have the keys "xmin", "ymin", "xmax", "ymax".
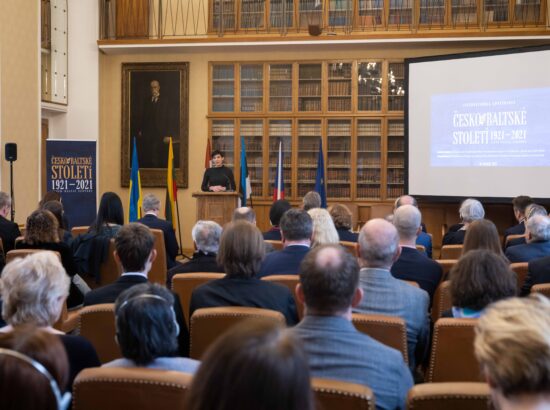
[
  {"xmin": 394, "ymin": 195, "xmax": 418, "ymax": 210},
  {"xmin": 299, "ymin": 245, "xmax": 360, "ymax": 315},
  {"xmin": 393, "ymin": 205, "xmax": 422, "ymax": 241},
  {"xmin": 358, "ymin": 218, "xmax": 400, "ymax": 269},
  {"xmin": 232, "ymin": 207, "xmax": 256, "ymax": 224}
]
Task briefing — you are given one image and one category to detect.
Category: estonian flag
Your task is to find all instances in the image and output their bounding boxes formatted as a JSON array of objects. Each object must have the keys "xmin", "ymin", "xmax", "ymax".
[
  {"xmin": 128, "ymin": 137, "xmax": 142, "ymax": 222},
  {"xmin": 273, "ymin": 140, "xmax": 285, "ymax": 201},
  {"xmin": 240, "ymin": 136, "xmax": 252, "ymax": 207},
  {"xmin": 165, "ymin": 137, "xmax": 177, "ymax": 229},
  {"xmin": 314, "ymin": 138, "xmax": 327, "ymax": 208}
]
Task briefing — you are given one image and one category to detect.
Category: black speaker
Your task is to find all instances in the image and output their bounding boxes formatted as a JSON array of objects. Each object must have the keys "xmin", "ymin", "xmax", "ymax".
[{"xmin": 5, "ymin": 143, "xmax": 17, "ymax": 162}]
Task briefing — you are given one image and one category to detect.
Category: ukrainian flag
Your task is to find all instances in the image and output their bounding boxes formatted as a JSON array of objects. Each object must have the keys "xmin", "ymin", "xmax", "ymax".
[{"xmin": 129, "ymin": 137, "xmax": 142, "ymax": 222}]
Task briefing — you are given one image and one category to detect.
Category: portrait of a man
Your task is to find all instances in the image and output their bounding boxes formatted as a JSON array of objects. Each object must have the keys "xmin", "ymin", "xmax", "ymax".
[{"xmin": 122, "ymin": 62, "xmax": 188, "ymax": 187}]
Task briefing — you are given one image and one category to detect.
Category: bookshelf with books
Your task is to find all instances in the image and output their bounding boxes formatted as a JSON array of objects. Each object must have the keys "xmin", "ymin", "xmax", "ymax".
[
  {"xmin": 357, "ymin": 0, "xmax": 384, "ymax": 27},
  {"xmin": 358, "ymin": 61, "xmax": 382, "ymax": 111},
  {"xmin": 327, "ymin": 119, "xmax": 352, "ymax": 199},
  {"xmin": 270, "ymin": 0, "xmax": 294, "ymax": 28},
  {"xmin": 328, "ymin": 62, "xmax": 352, "ymax": 112},
  {"xmin": 388, "ymin": 62, "xmax": 405, "ymax": 112},
  {"xmin": 419, "ymin": 0, "xmax": 446, "ymax": 26},
  {"xmin": 451, "ymin": 0, "xmax": 478, "ymax": 26},
  {"xmin": 297, "ymin": 119, "xmax": 322, "ymax": 197},
  {"xmin": 240, "ymin": 64, "xmax": 264, "ymax": 112},
  {"xmin": 268, "ymin": 119, "xmax": 293, "ymax": 198},
  {"xmin": 513, "ymin": 0, "xmax": 542, "ymax": 23},
  {"xmin": 211, "ymin": 0, "xmax": 236, "ymax": 31},
  {"xmin": 386, "ymin": 119, "xmax": 405, "ymax": 199},
  {"xmin": 484, "ymin": 0, "xmax": 509, "ymax": 22},
  {"xmin": 388, "ymin": 0, "xmax": 413, "ymax": 26},
  {"xmin": 240, "ymin": 119, "xmax": 265, "ymax": 197},
  {"xmin": 298, "ymin": 63, "xmax": 322, "ymax": 112},
  {"xmin": 356, "ymin": 119, "xmax": 382, "ymax": 200},
  {"xmin": 269, "ymin": 63, "xmax": 293, "ymax": 112},
  {"xmin": 212, "ymin": 64, "xmax": 235, "ymax": 112},
  {"xmin": 211, "ymin": 119, "xmax": 235, "ymax": 168},
  {"xmin": 240, "ymin": 0, "xmax": 265, "ymax": 29}
]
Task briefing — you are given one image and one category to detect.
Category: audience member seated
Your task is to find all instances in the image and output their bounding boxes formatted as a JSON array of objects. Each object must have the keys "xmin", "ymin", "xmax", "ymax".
[
  {"xmin": 505, "ymin": 215, "xmax": 550, "ymax": 263},
  {"xmin": 72, "ymin": 191, "xmax": 124, "ymax": 279},
  {"xmin": 104, "ymin": 283, "xmax": 199, "ymax": 373},
  {"xmin": 302, "ymin": 191, "xmax": 321, "ymax": 211},
  {"xmin": 263, "ymin": 199, "xmax": 291, "ymax": 241},
  {"xmin": 233, "ymin": 207, "xmax": 274, "ymax": 253},
  {"xmin": 16, "ymin": 209, "xmax": 82, "ymax": 307},
  {"xmin": 0, "ymin": 326, "xmax": 71, "ymax": 408},
  {"xmin": 291, "ymin": 244, "xmax": 412, "ymax": 410},
  {"xmin": 190, "ymin": 221, "xmax": 298, "ymax": 325},
  {"xmin": 166, "ymin": 220, "xmax": 224, "ymax": 286},
  {"xmin": 138, "ymin": 193, "xmax": 179, "ymax": 269},
  {"xmin": 0, "ymin": 192, "xmax": 21, "ymax": 255},
  {"xmin": 462, "ymin": 219, "xmax": 506, "ymax": 258},
  {"xmin": 354, "ymin": 218, "xmax": 430, "ymax": 370},
  {"xmin": 446, "ymin": 250, "xmax": 516, "ymax": 318},
  {"xmin": 0, "ymin": 252, "xmax": 100, "ymax": 387},
  {"xmin": 83, "ymin": 223, "xmax": 190, "ymax": 356},
  {"xmin": 186, "ymin": 320, "xmax": 313, "ymax": 410},
  {"xmin": 390, "ymin": 205, "xmax": 442, "ymax": 302},
  {"xmin": 442, "ymin": 198, "xmax": 485, "ymax": 245},
  {"xmin": 521, "ymin": 254, "xmax": 550, "ymax": 296},
  {"xmin": 394, "ymin": 195, "xmax": 432, "ymax": 258},
  {"xmin": 329, "ymin": 204, "xmax": 358, "ymax": 242},
  {"xmin": 41, "ymin": 200, "xmax": 72, "ymax": 245},
  {"xmin": 308, "ymin": 208, "xmax": 339, "ymax": 248},
  {"xmin": 505, "ymin": 204, "xmax": 548, "ymax": 249},
  {"xmin": 258, "ymin": 209, "xmax": 312, "ymax": 277},
  {"xmin": 474, "ymin": 295, "xmax": 550, "ymax": 410},
  {"xmin": 504, "ymin": 195, "xmax": 533, "ymax": 241}
]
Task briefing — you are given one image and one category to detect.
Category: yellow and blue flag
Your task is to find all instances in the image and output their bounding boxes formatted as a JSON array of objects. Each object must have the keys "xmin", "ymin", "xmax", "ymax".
[{"xmin": 129, "ymin": 137, "xmax": 142, "ymax": 222}]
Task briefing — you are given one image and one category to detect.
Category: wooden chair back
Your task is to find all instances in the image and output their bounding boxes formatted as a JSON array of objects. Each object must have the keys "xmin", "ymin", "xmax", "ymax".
[
  {"xmin": 264, "ymin": 240, "xmax": 284, "ymax": 250},
  {"xmin": 339, "ymin": 241, "xmax": 358, "ymax": 256},
  {"xmin": 71, "ymin": 226, "xmax": 89, "ymax": 238},
  {"xmin": 436, "ymin": 259, "xmax": 457, "ymax": 281},
  {"xmin": 351, "ymin": 313, "xmax": 408, "ymax": 363},
  {"xmin": 97, "ymin": 239, "xmax": 122, "ymax": 287},
  {"xmin": 262, "ymin": 274, "xmax": 303, "ymax": 319},
  {"xmin": 427, "ymin": 318, "xmax": 481, "ymax": 382},
  {"xmin": 312, "ymin": 378, "xmax": 375, "ymax": 410},
  {"xmin": 149, "ymin": 228, "xmax": 167, "ymax": 286},
  {"xmin": 6, "ymin": 249, "xmax": 60, "ymax": 264},
  {"xmin": 504, "ymin": 233, "xmax": 525, "ymax": 248},
  {"xmin": 73, "ymin": 367, "xmax": 192, "ymax": 410},
  {"xmin": 431, "ymin": 280, "xmax": 452, "ymax": 323},
  {"xmin": 407, "ymin": 382, "xmax": 491, "ymax": 410},
  {"xmin": 171, "ymin": 272, "xmax": 226, "ymax": 326},
  {"xmin": 440, "ymin": 245, "xmax": 463, "ymax": 260},
  {"xmin": 510, "ymin": 262, "xmax": 529, "ymax": 290},
  {"xmin": 76, "ymin": 303, "xmax": 119, "ymax": 364},
  {"xmin": 189, "ymin": 306, "xmax": 285, "ymax": 359},
  {"xmin": 531, "ymin": 283, "xmax": 550, "ymax": 297}
]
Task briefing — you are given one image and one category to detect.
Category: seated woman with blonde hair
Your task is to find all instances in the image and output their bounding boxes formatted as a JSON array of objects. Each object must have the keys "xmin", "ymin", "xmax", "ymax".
[{"xmin": 307, "ymin": 208, "xmax": 339, "ymax": 248}]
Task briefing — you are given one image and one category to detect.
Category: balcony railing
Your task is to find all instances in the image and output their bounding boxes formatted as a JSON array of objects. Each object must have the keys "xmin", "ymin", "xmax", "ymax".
[{"xmin": 99, "ymin": 0, "xmax": 549, "ymax": 40}]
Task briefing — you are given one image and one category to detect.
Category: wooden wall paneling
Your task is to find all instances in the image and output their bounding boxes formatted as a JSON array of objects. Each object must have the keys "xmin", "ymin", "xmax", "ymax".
[{"xmin": 116, "ymin": 0, "xmax": 149, "ymax": 38}]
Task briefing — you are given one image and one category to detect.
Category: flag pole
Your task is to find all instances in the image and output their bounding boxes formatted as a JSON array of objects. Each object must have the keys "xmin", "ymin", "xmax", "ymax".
[{"xmin": 174, "ymin": 195, "xmax": 191, "ymax": 261}]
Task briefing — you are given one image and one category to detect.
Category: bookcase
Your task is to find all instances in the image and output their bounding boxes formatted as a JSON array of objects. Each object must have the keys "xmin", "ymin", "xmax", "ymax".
[{"xmin": 209, "ymin": 60, "xmax": 406, "ymax": 202}]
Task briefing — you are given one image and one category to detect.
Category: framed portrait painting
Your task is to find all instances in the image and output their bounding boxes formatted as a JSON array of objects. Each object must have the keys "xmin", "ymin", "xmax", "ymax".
[{"xmin": 121, "ymin": 62, "xmax": 189, "ymax": 187}]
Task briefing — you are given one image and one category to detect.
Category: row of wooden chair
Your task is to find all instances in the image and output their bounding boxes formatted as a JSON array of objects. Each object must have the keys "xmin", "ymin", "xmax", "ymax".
[{"xmin": 72, "ymin": 366, "xmax": 491, "ymax": 410}]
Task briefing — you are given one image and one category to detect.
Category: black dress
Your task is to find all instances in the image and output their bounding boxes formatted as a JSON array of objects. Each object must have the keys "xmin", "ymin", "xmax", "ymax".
[{"xmin": 201, "ymin": 166, "xmax": 236, "ymax": 191}]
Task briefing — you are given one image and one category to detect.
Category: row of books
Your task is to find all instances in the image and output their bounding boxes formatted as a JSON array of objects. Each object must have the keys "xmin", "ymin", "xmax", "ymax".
[
  {"xmin": 388, "ymin": 122, "xmax": 404, "ymax": 134},
  {"xmin": 388, "ymin": 139, "xmax": 405, "ymax": 151},
  {"xmin": 327, "ymin": 141, "xmax": 351, "ymax": 150},
  {"xmin": 358, "ymin": 169, "xmax": 381, "ymax": 183},
  {"xmin": 387, "ymin": 186, "xmax": 405, "ymax": 198},
  {"xmin": 212, "ymin": 101, "xmax": 235, "ymax": 112},
  {"xmin": 358, "ymin": 159, "xmax": 381, "ymax": 167},
  {"xmin": 298, "ymin": 65, "xmax": 322, "ymax": 79},
  {"xmin": 240, "ymin": 65, "xmax": 263, "ymax": 80},
  {"xmin": 357, "ymin": 122, "xmax": 382, "ymax": 134},
  {"xmin": 358, "ymin": 140, "xmax": 381, "ymax": 151},
  {"xmin": 212, "ymin": 65, "xmax": 234, "ymax": 79},
  {"xmin": 270, "ymin": 65, "xmax": 292, "ymax": 80},
  {"xmin": 298, "ymin": 83, "xmax": 322, "ymax": 95},
  {"xmin": 268, "ymin": 126, "xmax": 292, "ymax": 135},
  {"xmin": 299, "ymin": 99, "xmax": 322, "ymax": 111},
  {"xmin": 328, "ymin": 99, "xmax": 352, "ymax": 111},
  {"xmin": 387, "ymin": 156, "xmax": 405, "ymax": 167},
  {"xmin": 211, "ymin": 125, "xmax": 234, "ymax": 135},
  {"xmin": 327, "ymin": 169, "xmax": 351, "ymax": 180},
  {"xmin": 269, "ymin": 100, "xmax": 293, "ymax": 111},
  {"xmin": 358, "ymin": 97, "xmax": 382, "ymax": 111},
  {"xmin": 387, "ymin": 168, "xmax": 405, "ymax": 183},
  {"xmin": 328, "ymin": 81, "xmax": 352, "ymax": 95},
  {"xmin": 241, "ymin": 85, "xmax": 263, "ymax": 97},
  {"xmin": 327, "ymin": 187, "xmax": 351, "ymax": 197}
]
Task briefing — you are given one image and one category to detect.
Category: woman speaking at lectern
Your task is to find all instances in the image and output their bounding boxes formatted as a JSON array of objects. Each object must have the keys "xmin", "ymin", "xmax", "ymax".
[{"xmin": 201, "ymin": 150, "xmax": 236, "ymax": 192}]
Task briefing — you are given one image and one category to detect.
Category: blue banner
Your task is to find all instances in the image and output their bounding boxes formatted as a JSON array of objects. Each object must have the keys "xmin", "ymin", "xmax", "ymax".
[{"xmin": 46, "ymin": 140, "xmax": 97, "ymax": 228}]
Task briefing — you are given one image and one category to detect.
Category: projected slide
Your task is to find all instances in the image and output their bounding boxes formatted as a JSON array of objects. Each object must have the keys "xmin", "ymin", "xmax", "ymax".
[{"xmin": 430, "ymin": 87, "xmax": 550, "ymax": 167}]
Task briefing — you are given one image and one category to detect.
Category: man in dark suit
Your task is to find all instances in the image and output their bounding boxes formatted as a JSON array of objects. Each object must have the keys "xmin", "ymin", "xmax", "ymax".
[
  {"xmin": 258, "ymin": 209, "xmax": 312, "ymax": 277},
  {"xmin": 166, "ymin": 220, "xmax": 224, "ymax": 286},
  {"xmin": 138, "ymin": 194, "xmax": 179, "ymax": 269},
  {"xmin": 505, "ymin": 204, "xmax": 547, "ymax": 249},
  {"xmin": 0, "ymin": 192, "xmax": 21, "ymax": 254},
  {"xmin": 391, "ymin": 205, "xmax": 442, "ymax": 302},
  {"xmin": 394, "ymin": 195, "xmax": 433, "ymax": 258},
  {"xmin": 263, "ymin": 199, "xmax": 291, "ymax": 241},
  {"xmin": 504, "ymin": 195, "xmax": 533, "ymax": 241},
  {"xmin": 83, "ymin": 223, "xmax": 189, "ymax": 356},
  {"xmin": 505, "ymin": 215, "xmax": 550, "ymax": 263},
  {"xmin": 521, "ymin": 254, "xmax": 550, "ymax": 295}
]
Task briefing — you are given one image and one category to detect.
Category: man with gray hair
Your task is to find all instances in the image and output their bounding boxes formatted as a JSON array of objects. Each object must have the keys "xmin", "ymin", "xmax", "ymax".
[
  {"xmin": 505, "ymin": 214, "xmax": 550, "ymax": 263},
  {"xmin": 0, "ymin": 191, "xmax": 20, "ymax": 254},
  {"xmin": 443, "ymin": 198, "xmax": 485, "ymax": 245},
  {"xmin": 390, "ymin": 205, "xmax": 442, "ymax": 302},
  {"xmin": 355, "ymin": 218, "xmax": 430, "ymax": 370},
  {"xmin": 394, "ymin": 194, "xmax": 432, "ymax": 258},
  {"xmin": 138, "ymin": 193, "xmax": 179, "ymax": 269},
  {"xmin": 166, "ymin": 220, "xmax": 224, "ymax": 286}
]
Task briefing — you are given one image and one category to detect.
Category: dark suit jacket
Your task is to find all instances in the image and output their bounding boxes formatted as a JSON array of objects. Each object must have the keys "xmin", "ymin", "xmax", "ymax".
[
  {"xmin": 258, "ymin": 245, "xmax": 310, "ymax": 277},
  {"xmin": 138, "ymin": 214, "xmax": 179, "ymax": 269},
  {"xmin": 504, "ymin": 221, "xmax": 525, "ymax": 239},
  {"xmin": 505, "ymin": 236, "xmax": 526, "ymax": 249},
  {"xmin": 190, "ymin": 276, "xmax": 298, "ymax": 325},
  {"xmin": 0, "ymin": 215, "xmax": 20, "ymax": 253},
  {"xmin": 505, "ymin": 240, "xmax": 550, "ymax": 263},
  {"xmin": 263, "ymin": 228, "xmax": 282, "ymax": 241},
  {"xmin": 83, "ymin": 274, "xmax": 190, "ymax": 356},
  {"xmin": 336, "ymin": 228, "xmax": 358, "ymax": 243},
  {"xmin": 166, "ymin": 251, "xmax": 224, "ymax": 286},
  {"xmin": 442, "ymin": 229, "xmax": 466, "ymax": 245},
  {"xmin": 416, "ymin": 231, "xmax": 432, "ymax": 259},
  {"xmin": 521, "ymin": 255, "xmax": 550, "ymax": 295},
  {"xmin": 391, "ymin": 247, "xmax": 442, "ymax": 302}
]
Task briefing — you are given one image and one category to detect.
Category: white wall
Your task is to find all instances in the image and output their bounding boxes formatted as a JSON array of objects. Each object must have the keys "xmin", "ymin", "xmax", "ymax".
[{"xmin": 45, "ymin": 0, "xmax": 99, "ymax": 141}]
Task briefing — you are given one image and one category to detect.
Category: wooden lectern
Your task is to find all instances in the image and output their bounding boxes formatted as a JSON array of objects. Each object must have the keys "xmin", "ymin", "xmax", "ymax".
[{"xmin": 192, "ymin": 192, "xmax": 239, "ymax": 227}]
